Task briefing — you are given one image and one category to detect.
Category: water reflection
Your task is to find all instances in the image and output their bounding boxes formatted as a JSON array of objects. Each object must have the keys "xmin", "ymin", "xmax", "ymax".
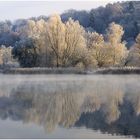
[{"xmin": 0, "ymin": 75, "xmax": 140, "ymax": 138}]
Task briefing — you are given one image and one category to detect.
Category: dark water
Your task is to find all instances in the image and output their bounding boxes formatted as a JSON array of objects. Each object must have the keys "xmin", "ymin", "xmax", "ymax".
[{"xmin": 0, "ymin": 74, "xmax": 140, "ymax": 138}]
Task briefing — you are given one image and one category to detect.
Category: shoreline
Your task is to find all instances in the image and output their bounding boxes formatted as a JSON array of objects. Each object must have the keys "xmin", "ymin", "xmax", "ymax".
[{"xmin": 1, "ymin": 67, "xmax": 140, "ymax": 74}]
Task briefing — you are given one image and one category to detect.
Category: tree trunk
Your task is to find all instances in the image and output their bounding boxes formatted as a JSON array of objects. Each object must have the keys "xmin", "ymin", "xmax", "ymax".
[{"xmin": 56, "ymin": 56, "xmax": 59, "ymax": 67}]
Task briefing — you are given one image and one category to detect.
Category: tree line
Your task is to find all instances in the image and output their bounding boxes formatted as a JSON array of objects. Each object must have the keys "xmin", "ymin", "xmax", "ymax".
[
  {"xmin": 0, "ymin": 1, "xmax": 140, "ymax": 68},
  {"xmin": 0, "ymin": 14, "xmax": 140, "ymax": 68},
  {"xmin": 61, "ymin": 1, "xmax": 140, "ymax": 45}
]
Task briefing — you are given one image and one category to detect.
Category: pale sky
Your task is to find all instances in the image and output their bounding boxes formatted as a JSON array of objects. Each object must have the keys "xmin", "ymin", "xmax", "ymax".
[{"xmin": 0, "ymin": 0, "xmax": 129, "ymax": 21}]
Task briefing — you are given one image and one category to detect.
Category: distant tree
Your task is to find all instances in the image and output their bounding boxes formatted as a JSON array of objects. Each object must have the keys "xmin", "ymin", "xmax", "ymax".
[
  {"xmin": 89, "ymin": 7, "xmax": 106, "ymax": 33},
  {"xmin": 133, "ymin": 21, "xmax": 139, "ymax": 39},
  {"xmin": 105, "ymin": 3, "xmax": 123, "ymax": 22},
  {"xmin": 0, "ymin": 21, "xmax": 20, "ymax": 47},
  {"xmin": 0, "ymin": 21, "xmax": 11, "ymax": 33},
  {"xmin": 61, "ymin": 9, "xmax": 90, "ymax": 28},
  {"xmin": 128, "ymin": 1, "xmax": 135, "ymax": 13}
]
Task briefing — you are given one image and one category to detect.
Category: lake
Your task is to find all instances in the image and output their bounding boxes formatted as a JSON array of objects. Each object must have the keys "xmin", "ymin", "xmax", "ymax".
[{"xmin": 0, "ymin": 74, "xmax": 140, "ymax": 138}]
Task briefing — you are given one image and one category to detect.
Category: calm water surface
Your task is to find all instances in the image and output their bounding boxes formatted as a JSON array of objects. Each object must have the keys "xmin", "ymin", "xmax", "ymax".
[{"xmin": 0, "ymin": 74, "xmax": 140, "ymax": 138}]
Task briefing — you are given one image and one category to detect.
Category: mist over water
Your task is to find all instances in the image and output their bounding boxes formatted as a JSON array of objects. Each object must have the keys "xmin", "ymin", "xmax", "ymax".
[{"xmin": 0, "ymin": 74, "xmax": 140, "ymax": 138}]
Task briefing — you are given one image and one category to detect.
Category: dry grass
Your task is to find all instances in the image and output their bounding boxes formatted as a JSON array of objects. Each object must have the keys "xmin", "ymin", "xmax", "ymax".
[
  {"xmin": 2, "ymin": 67, "xmax": 86, "ymax": 74},
  {"xmin": 1, "ymin": 66, "xmax": 140, "ymax": 74},
  {"xmin": 88, "ymin": 67, "xmax": 140, "ymax": 74}
]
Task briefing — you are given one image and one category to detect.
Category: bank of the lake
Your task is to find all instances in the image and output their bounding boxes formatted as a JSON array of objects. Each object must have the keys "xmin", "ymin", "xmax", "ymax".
[{"xmin": 1, "ymin": 67, "xmax": 140, "ymax": 74}]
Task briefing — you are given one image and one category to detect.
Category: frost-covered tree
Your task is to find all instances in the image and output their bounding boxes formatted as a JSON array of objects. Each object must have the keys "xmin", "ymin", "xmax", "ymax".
[
  {"xmin": 46, "ymin": 14, "xmax": 86, "ymax": 67},
  {"xmin": 86, "ymin": 32, "xmax": 111, "ymax": 67},
  {"xmin": 45, "ymin": 14, "xmax": 66, "ymax": 67},
  {"xmin": 63, "ymin": 18, "xmax": 86, "ymax": 67},
  {"xmin": 106, "ymin": 22, "xmax": 128, "ymax": 66},
  {"xmin": 0, "ymin": 45, "xmax": 19, "ymax": 68},
  {"xmin": 14, "ymin": 19, "xmax": 52, "ymax": 67},
  {"xmin": 126, "ymin": 33, "xmax": 140, "ymax": 66},
  {"xmin": 0, "ymin": 45, "xmax": 13, "ymax": 65},
  {"xmin": 12, "ymin": 15, "xmax": 130, "ymax": 68}
]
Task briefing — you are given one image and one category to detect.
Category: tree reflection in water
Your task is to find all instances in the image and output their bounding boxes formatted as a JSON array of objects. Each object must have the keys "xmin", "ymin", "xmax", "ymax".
[{"xmin": 0, "ymin": 77, "xmax": 140, "ymax": 137}]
